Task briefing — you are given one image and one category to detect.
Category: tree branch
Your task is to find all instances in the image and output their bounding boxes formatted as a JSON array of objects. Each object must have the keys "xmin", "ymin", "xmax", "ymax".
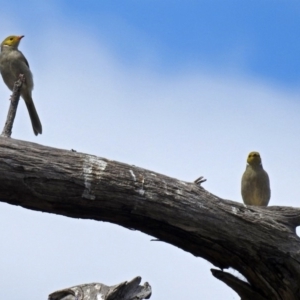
[
  {"xmin": 211, "ymin": 269, "xmax": 267, "ymax": 300},
  {"xmin": 48, "ymin": 276, "xmax": 151, "ymax": 300},
  {"xmin": 0, "ymin": 138, "xmax": 300, "ymax": 298}
]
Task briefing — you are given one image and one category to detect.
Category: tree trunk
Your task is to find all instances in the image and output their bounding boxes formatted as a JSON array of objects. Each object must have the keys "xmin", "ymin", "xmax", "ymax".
[{"xmin": 0, "ymin": 137, "xmax": 299, "ymax": 299}]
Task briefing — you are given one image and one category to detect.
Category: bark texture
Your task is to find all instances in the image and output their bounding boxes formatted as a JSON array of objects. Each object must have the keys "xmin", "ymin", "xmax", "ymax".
[
  {"xmin": 48, "ymin": 276, "xmax": 151, "ymax": 300},
  {"xmin": 0, "ymin": 137, "xmax": 300, "ymax": 299}
]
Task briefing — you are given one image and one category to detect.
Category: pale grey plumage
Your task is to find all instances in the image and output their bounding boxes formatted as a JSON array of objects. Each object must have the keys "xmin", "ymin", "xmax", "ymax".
[
  {"xmin": 0, "ymin": 35, "xmax": 42, "ymax": 135},
  {"xmin": 241, "ymin": 152, "xmax": 271, "ymax": 206}
]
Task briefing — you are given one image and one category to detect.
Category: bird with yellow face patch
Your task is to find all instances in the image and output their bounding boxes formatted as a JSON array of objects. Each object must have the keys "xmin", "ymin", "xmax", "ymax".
[
  {"xmin": 241, "ymin": 151, "xmax": 270, "ymax": 206},
  {"xmin": 0, "ymin": 35, "xmax": 42, "ymax": 135}
]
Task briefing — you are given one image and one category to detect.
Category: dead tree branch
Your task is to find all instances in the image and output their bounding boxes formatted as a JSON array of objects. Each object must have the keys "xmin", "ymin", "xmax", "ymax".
[
  {"xmin": 1, "ymin": 74, "xmax": 24, "ymax": 138},
  {"xmin": 48, "ymin": 276, "xmax": 151, "ymax": 300},
  {"xmin": 0, "ymin": 137, "xmax": 300, "ymax": 299}
]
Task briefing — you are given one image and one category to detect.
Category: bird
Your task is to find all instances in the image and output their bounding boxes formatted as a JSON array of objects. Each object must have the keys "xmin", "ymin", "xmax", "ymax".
[
  {"xmin": 0, "ymin": 35, "xmax": 42, "ymax": 135},
  {"xmin": 241, "ymin": 151, "xmax": 270, "ymax": 206}
]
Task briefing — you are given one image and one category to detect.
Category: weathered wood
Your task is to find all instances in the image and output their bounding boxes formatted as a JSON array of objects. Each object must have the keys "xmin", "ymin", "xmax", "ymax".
[
  {"xmin": 211, "ymin": 269, "xmax": 267, "ymax": 300},
  {"xmin": 48, "ymin": 276, "xmax": 151, "ymax": 300},
  {"xmin": 0, "ymin": 137, "xmax": 300, "ymax": 299},
  {"xmin": 1, "ymin": 74, "xmax": 24, "ymax": 138}
]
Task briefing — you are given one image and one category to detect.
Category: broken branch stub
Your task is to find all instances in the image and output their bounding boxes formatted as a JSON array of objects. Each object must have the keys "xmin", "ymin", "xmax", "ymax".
[{"xmin": 48, "ymin": 276, "xmax": 151, "ymax": 300}]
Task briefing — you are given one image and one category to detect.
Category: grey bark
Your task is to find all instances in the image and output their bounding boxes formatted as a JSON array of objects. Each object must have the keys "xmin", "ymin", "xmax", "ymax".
[
  {"xmin": 48, "ymin": 276, "xmax": 151, "ymax": 300},
  {"xmin": 1, "ymin": 74, "xmax": 24, "ymax": 137},
  {"xmin": 0, "ymin": 137, "xmax": 300, "ymax": 299}
]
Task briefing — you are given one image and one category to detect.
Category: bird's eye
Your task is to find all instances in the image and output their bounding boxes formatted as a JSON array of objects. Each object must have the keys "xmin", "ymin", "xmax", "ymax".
[{"xmin": 9, "ymin": 37, "xmax": 13, "ymax": 41}]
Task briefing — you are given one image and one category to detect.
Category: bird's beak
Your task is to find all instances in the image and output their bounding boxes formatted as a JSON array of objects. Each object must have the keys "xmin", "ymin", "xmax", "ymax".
[{"xmin": 18, "ymin": 35, "xmax": 24, "ymax": 40}]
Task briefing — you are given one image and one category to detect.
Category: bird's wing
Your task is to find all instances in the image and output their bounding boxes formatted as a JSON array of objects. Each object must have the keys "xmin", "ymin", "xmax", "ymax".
[{"xmin": 19, "ymin": 51, "xmax": 30, "ymax": 68}]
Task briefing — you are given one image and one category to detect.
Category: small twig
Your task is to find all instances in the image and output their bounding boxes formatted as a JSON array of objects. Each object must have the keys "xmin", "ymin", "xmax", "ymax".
[
  {"xmin": 194, "ymin": 176, "xmax": 207, "ymax": 185},
  {"xmin": 1, "ymin": 74, "xmax": 24, "ymax": 138}
]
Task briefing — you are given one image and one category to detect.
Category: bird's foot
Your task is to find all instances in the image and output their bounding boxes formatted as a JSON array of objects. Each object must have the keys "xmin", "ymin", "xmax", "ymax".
[{"xmin": 18, "ymin": 73, "xmax": 25, "ymax": 82}]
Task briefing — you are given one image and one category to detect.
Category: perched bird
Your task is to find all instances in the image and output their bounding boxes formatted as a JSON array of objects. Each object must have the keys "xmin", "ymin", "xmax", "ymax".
[
  {"xmin": 241, "ymin": 151, "xmax": 271, "ymax": 206},
  {"xmin": 0, "ymin": 35, "xmax": 42, "ymax": 135}
]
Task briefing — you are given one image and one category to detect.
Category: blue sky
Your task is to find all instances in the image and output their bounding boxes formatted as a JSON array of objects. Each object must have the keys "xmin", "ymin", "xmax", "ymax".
[
  {"xmin": 61, "ymin": 1, "xmax": 300, "ymax": 84},
  {"xmin": 1, "ymin": 1, "xmax": 300, "ymax": 299},
  {"xmin": 4, "ymin": 1, "xmax": 300, "ymax": 84}
]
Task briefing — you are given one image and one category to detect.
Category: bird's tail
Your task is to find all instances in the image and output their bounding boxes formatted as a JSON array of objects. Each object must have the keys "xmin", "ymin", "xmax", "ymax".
[{"xmin": 24, "ymin": 96, "xmax": 42, "ymax": 135}]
